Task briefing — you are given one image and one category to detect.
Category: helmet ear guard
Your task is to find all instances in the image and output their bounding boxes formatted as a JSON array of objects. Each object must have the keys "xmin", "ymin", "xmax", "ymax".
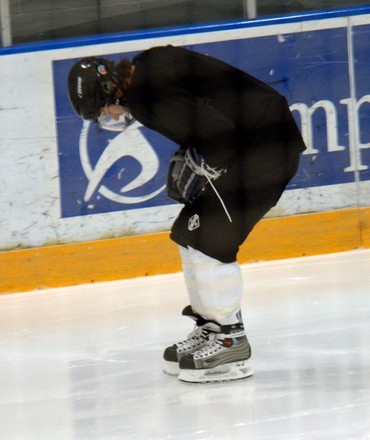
[{"xmin": 68, "ymin": 56, "xmax": 120, "ymax": 122}]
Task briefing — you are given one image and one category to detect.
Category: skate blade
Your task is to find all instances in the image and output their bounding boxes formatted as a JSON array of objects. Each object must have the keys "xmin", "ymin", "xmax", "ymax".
[
  {"xmin": 178, "ymin": 360, "xmax": 254, "ymax": 384},
  {"xmin": 163, "ymin": 360, "xmax": 180, "ymax": 376}
]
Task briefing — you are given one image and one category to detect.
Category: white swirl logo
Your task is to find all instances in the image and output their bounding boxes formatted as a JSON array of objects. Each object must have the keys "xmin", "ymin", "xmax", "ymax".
[{"xmin": 79, "ymin": 120, "xmax": 166, "ymax": 204}]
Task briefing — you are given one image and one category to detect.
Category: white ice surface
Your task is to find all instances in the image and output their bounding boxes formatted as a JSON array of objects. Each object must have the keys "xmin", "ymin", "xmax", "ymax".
[{"xmin": 0, "ymin": 250, "xmax": 370, "ymax": 440}]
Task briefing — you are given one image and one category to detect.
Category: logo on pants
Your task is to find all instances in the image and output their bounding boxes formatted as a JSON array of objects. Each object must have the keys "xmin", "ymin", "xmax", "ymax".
[{"xmin": 188, "ymin": 214, "xmax": 200, "ymax": 231}]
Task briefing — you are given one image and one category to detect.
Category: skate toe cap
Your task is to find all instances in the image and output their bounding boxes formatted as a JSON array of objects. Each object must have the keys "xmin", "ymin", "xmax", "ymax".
[
  {"xmin": 179, "ymin": 354, "xmax": 196, "ymax": 370},
  {"xmin": 163, "ymin": 345, "xmax": 178, "ymax": 362}
]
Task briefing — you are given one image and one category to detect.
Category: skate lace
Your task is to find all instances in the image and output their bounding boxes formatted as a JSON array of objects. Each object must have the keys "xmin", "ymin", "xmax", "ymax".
[
  {"xmin": 201, "ymin": 165, "xmax": 232, "ymax": 223},
  {"xmin": 193, "ymin": 333, "xmax": 224, "ymax": 359},
  {"xmin": 185, "ymin": 150, "xmax": 232, "ymax": 223},
  {"xmin": 177, "ymin": 326, "xmax": 208, "ymax": 352}
]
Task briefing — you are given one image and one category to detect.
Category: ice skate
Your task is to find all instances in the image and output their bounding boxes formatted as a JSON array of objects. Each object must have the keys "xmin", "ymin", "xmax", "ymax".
[
  {"xmin": 178, "ymin": 323, "xmax": 253, "ymax": 383},
  {"xmin": 163, "ymin": 305, "xmax": 221, "ymax": 376}
]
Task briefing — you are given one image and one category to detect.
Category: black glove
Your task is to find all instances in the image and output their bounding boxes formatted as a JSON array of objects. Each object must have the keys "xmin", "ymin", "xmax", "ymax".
[{"xmin": 166, "ymin": 148, "xmax": 205, "ymax": 204}]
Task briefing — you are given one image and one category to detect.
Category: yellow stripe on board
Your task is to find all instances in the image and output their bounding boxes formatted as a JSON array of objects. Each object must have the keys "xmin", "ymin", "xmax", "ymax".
[{"xmin": 1, "ymin": 207, "xmax": 369, "ymax": 294}]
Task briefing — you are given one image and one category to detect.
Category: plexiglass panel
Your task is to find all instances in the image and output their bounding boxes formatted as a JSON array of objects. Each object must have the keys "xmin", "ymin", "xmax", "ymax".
[{"xmin": 3, "ymin": 0, "xmax": 370, "ymax": 46}]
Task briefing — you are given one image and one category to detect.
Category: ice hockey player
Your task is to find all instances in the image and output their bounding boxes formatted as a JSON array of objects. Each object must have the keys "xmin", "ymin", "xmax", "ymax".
[{"xmin": 68, "ymin": 45, "xmax": 306, "ymax": 383}]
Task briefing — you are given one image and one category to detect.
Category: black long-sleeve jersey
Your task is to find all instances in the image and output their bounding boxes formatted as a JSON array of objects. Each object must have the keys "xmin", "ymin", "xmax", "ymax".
[
  {"xmin": 126, "ymin": 45, "xmax": 306, "ymax": 262},
  {"xmin": 126, "ymin": 45, "xmax": 306, "ymax": 169}
]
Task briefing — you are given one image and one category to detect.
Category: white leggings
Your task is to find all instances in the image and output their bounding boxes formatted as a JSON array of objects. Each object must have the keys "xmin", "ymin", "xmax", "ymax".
[{"xmin": 179, "ymin": 245, "xmax": 244, "ymax": 325}]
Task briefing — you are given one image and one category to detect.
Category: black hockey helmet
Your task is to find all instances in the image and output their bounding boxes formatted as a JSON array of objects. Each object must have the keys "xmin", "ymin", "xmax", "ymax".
[{"xmin": 68, "ymin": 56, "xmax": 119, "ymax": 122}]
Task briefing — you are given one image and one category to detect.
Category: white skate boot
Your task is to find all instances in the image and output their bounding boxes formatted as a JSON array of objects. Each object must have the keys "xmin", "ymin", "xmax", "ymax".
[
  {"xmin": 163, "ymin": 305, "xmax": 221, "ymax": 376},
  {"xmin": 178, "ymin": 322, "xmax": 253, "ymax": 383}
]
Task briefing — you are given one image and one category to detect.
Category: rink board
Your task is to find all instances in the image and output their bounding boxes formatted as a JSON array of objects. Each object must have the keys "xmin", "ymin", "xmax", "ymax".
[
  {"xmin": 1, "ymin": 8, "xmax": 370, "ymax": 292},
  {"xmin": 1, "ymin": 207, "xmax": 370, "ymax": 293},
  {"xmin": 0, "ymin": 9, "xmax": 370, "ymax": 250}
]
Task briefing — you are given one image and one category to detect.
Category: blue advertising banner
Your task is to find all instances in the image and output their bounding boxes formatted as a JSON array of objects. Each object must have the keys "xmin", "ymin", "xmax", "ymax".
[
  {"xmin": 54, "ymin": 51, "xmax": 178, "ymax": 218},
  {"xmin": 352, "ymin": 23, "xmax": 370, "ymax": 182},
  {"xmin": 53, "ymin": 24, "xmax": 370, "ymax": 218}
]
